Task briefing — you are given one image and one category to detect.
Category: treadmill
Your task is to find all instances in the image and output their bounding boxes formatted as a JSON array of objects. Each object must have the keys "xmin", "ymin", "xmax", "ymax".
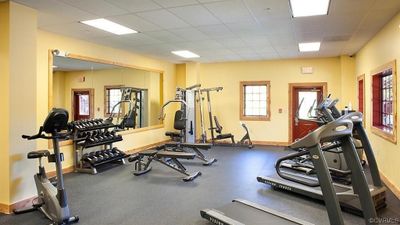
[
  {"xmin": 257, "ymin": 98, "xmax": 386, "ymax": 216},
  {"xmin": 201, "ymin": 119, "xmax": 377, "ymax": 225}
]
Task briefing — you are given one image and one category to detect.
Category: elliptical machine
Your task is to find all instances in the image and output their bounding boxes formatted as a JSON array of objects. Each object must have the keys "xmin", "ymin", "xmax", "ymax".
[{"xmin": 13, "ymin": 108, "xmax": 79, "ymax": 225}]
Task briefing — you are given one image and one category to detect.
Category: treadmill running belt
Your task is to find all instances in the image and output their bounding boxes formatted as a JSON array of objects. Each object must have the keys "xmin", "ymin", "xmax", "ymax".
[{"xmin": 201, "ymin": 199, "xmax": 314, "ymax": 225}]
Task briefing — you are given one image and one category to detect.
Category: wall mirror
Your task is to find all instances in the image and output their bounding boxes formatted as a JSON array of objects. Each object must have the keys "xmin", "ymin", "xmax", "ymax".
[{"xmin": 49, "ymin": 50, "xmax": 163, "ymax": 131}]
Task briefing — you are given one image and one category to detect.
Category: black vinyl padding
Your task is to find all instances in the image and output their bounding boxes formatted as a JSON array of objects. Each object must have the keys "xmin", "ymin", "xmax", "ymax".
[
  {"xmin": 165, "ymin": 142, "xmax": 212, "ymax": 150},
  {"xmin": 165, "ymin": 131, "xmax": 182, "ymax": 137},
  {"xmin": 138, "ymin": 150, "xmax": 158, "ymax": 156},
  {"xmin": 27, "ymin": 150, "xmax": 50, "ymax": 159},
  {"xmin": 217, "ymin": 133, "xmax": 234, "ymax": 139},
  {"xmin": 156, "ymin": 151, "xmax": 196, "ymax": 159},
  {"xmin": 174, "ymin": 110, "xmax": 185, "ymax": 130}
]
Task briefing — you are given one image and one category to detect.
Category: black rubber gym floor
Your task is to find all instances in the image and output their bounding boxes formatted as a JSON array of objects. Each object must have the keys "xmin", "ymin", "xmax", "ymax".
[{"xmin": 0, "ymin": 146, "xmax": 399, "ymax": 225}]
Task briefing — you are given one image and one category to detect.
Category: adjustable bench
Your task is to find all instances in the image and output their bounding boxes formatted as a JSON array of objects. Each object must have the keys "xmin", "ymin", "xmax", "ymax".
[
  {"xmin": 162, "ymin": 142, "xmax": 217, "ymax": 166},
  {"xmin": 128, "ymin": 149, "xmax": 202, "ymax": 182}
]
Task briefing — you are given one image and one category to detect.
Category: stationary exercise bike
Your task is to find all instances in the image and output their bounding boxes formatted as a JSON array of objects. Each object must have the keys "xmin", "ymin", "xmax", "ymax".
[{"xmin": 13, "ymin": 108, "xmax": 79, "ymax": 225}]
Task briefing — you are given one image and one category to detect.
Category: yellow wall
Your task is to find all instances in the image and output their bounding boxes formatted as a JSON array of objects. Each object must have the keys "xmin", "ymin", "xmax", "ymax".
[
  {"xmin": 198, "ymin": 58, "xmax": 349, "ymax": 143},
  {"xmin": 340, "ymin": 55, "xmax": 356, "ymax": 109},
  {"xmin": 0, "ymin": 2, "xmax": 37, "ymax": 204},
  {"xmin": 355, "ymin": 12, "xmax": 400, "ymax": 188},
  {"xmin": 0, "ymin": 1, "xmax": 11, "ymax": 207},
  {"xmin": 176, "ymin": 64, "xmax": 186, "ymax": 87},
  {"xmin": 52, "ymin": 71, "xmax": 65, "ymax": 108}
]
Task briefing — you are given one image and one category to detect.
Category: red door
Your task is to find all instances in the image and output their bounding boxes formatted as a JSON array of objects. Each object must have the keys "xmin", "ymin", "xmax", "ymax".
[
  {"xmin": 358, "ymin": 79, "xmax": 364, "ymax": 113},
  {"xmin": 292, "ymin": 87, "xmax": 323, "ymax": 141},
  {"xmin": 73, "ymin": 91, "xmax": 91, "ymax": 121}
]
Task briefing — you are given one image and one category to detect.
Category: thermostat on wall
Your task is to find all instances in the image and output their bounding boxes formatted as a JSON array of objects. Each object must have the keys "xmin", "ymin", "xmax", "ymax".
[{"xmin": 301, "ymin": 66, "xmax": 313, "ymax": 74}]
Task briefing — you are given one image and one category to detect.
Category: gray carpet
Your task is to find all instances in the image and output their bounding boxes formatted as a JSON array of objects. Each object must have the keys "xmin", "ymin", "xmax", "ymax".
[{"xmin": 0, "ymin": 146, "xmax": 399, "ymax": 225}]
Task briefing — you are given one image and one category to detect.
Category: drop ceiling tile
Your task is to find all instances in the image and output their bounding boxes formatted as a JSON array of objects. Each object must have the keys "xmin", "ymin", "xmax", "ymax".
[
  {"xmin": 137, "ymin": 9, "xmax": 190, "ymax": 29},
  {"xmin": 273, "ymin": 43, "xmax": 298, "ymax": 52},
  {"xmin": 245, "ymin": 0, "xmax": 291, "ymax": 20},
  {"xmin": 260, "ymin": 19, "xmax": 293, "ymax": 35},
  {"xmin": 153, "ymin": 0, "xmax": 198, "ymax": 8},
  {"xmin": 277, "ymin": 50, "xmax": 300, "ymax": 59},
  {"xmin": 294, "ymin": 32, "xmax": 325, "ymax": 43},
  {"xmin": 240, "ymin": 36, "xmax": 271, "ymax": 47},
  {"xmin": 253, "ymin": 45, "xmax": 276, "ymax": 54},
  {"xmin": 197, "ymin": 0, "xmax": 227, "ymax": 2},
  {"xmin": 226, "ymin": 21, "xmax": 268, "ymax": 36},
  {"xmin": 41, "ymin": 22, "xmax": 113, "ymax": 39},
  {"xmin": 168, "ymin": 5, "xmax": 221, "ymax": 26},
  {"xmin": 204, "ymin": 0, "xmax": 254, "ymax": 23},
  {"xmin": 105, "ymin": 0, "xmax": 161, "ymax": 12},
  {"xmin": 109, "ymin": 14, "xmax": 161, "ymax": 32},
  {"xmin": 119, "ymin": 33, "xmax": 164, "ymax": 46},
  {"xmin": 329, "ymin": 0, "xmax": 373, "ymax": 15},
  {"xmin": 61, "ymin": 0, "xmax": 127, "ymax": 17},
  {"xmin": 292, "ymin": 17, "xmax": 329, "ymax": 34},
  {"xmin": 215, "ymin": 38, "xmax": 247, "ymax": 48},
  {"xmin": 169, "ymin": 27, "xmax": 210, "ymax": 41},
  {"xmin": 230, "ymin": 48, "xmax": 256, "ymax": 55},
  {"xmin": 144, "ymin": 30, "xmax": 185, "ymax": 43},
  {"xmin": 267, "ymin": 33, "xmax": 296, "ymax": 46},
  {"xmin": 323, "ymin": 13, "xmax": 363, "ymax": 36},
  {"xmin": 197, "ymin": 24, "xmax": 236, "ymax": 38},
  {"xmin": 371, "ymin": 0, "xmax": 400, "ymax": 11},
  {"xmin": 179, "ymin": 40, "xmax": 224, "ymax": 50},
  {"xmin": 14, "ymin": 0, "xmax": 96, "ymax": 26}
]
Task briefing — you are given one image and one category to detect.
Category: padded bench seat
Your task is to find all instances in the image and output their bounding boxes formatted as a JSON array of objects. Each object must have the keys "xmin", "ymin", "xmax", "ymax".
[
  {"xmin": 164, "ymin": 142, "xmax": 212, "ymax": 150},
  {"xmin": 165, "ymin": 131, "xmax": 182, "ymax": 137},
  {"xmin": 157, "ymin": 151, "xmax": 196, "ymax": 160},
  {"xmin": 138, "ymin": 150, "xmax": 158, "ymax": 156},
  {"xmin": 216, "ymin": 133, "xmax": 234, "ymax": 139}
]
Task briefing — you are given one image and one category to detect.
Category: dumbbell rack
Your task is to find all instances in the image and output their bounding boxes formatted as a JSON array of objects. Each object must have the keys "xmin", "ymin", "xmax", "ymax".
[{"xmin": 71, "ymin": 119, "xmax": 126, "ymax": 175}]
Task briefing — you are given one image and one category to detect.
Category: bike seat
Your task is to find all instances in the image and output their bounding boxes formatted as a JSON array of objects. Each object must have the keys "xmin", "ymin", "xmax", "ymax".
[{"xmin": 27, "ymin": 150, "xmax": 50, "ymax": 159}]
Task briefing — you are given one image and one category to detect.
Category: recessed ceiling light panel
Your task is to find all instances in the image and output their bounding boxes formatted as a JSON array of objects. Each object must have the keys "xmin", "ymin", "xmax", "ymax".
[
  {"xmin": 290, "ymin": 0, "xmax": 330, "ymax": 17},
  {"xmin": 299, "ymin": 42, "xmax": 321, "ymax": 52},
  {"xmin": 171, "ymin": 50, "xmax": 200, "ymax": 58},
  {"xmin": 80, "ymin": 18, "xmax": 137, "ymax": 35}
]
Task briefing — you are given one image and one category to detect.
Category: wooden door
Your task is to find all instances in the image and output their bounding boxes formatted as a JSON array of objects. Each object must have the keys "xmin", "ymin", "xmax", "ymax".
[
  {"xmin": 72, "ymin": 90, "xmax": 92, "ymax": 121},
  {"xmin": 292, "ymin": 87, "xmax": 323, "ymax": 141},
  {"xmin": 358, "ymin": 77, "xmax": 364, "ymax": 114}
]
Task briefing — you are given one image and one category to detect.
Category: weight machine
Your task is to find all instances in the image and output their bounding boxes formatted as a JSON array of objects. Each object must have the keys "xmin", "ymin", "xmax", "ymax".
[
  {"xmin": 106, "ymin": 87, "xmax": 144, "ymax": 130},
  {"xmin": 200, "ymin": 87, "xmax": 253, "ymax": 148}
]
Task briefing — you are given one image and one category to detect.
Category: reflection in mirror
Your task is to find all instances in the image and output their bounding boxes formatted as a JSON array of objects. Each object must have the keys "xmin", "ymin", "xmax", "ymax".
[{"xmin": 52, "ymin": 55, "xmax": 163, "ymax": 129}]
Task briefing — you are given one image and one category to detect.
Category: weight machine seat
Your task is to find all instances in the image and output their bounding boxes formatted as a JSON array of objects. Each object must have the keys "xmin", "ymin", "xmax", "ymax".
[
  {"xmin": 156, "ymin": 151, "xmax": 196, "ymax": 160},
  {"xmin": 216, "ymin": 133, "xmax": 234, "ymax": 139},
  {"xmin": 165, "ymin": 131, "xmax": 183, "ymax": 138},
  {"xmin": 165, "ymin": 142, "xmax": 212, "ymax": 150},
  {"xmin": 27, "ymin": 150, "xmax": 50, "ymax": 159},
  {"xmin": 137, "ymin": 150, "xmax": 158, "ymax": 157},
  {"xmin": 290, "ymin": 119, "xmax": 353, "ymax": 149}
]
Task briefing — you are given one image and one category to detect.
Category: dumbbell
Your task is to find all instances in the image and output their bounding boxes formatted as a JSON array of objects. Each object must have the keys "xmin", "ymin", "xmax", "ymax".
[
  {"xmin": 104, "ymin": 149, "xmax": 115, "ymax": 158},
  {"xmin": 98, "ymin": 150, "xmax": 110, "ymax": 160},
  {"xmin": 84, "ymin": 152, "xmax": 99, "ymax": 164},
  {"xmin": 94, "ymin": 151, "xmax": 104, "ymax": 161},
  {"xmin": 111, "ymin": 147, "xmax": 125, "ymax": 157}
]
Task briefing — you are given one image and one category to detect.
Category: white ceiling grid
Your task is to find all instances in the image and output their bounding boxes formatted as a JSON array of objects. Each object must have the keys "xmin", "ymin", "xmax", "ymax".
[{"xmin": 12, "ymin": 0, "xmax": 400, "ymax": 63}]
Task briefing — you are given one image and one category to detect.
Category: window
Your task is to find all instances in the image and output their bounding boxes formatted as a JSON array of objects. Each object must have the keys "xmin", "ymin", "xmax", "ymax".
[
  {"xmin": 105, "ymin": 85, "xmax": 123, "ymax": 116},
  {"xmin": 371, "ymin": 61, "xmax": 397, "ymax": 143},
  {"xmin": 240, "ymin": 81, "xmax": 270, "ymax": 121},
  {"xmin": 79, "ymin": 94, "xmax": 90, "ymax": 116}
]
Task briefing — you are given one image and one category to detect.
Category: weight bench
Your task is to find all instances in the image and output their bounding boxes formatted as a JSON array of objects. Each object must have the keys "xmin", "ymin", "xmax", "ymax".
[
  {"xmin": 162, "ymin": 142, "xmax": 217, "ymax": 166},
  {"xmin": 128, "ymin": 149, "xmax": 202, "ymax": 182}
]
